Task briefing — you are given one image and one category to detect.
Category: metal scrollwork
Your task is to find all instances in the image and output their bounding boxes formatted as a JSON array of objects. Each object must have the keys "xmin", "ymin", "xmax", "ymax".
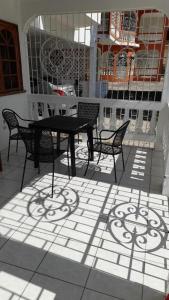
[
  {"xmin": 40, "ymin": 36, "xmax": 89, "ymax": 80},
  {"xmin": 40, "ymin": 37, "xmax": 75, "ymax": 78}
]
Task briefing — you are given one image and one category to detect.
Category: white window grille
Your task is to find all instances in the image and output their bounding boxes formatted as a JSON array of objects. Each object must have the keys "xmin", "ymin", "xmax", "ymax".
[{"xmin": 27, "ymin": 10, "xmax": 169, "ymax": 102}]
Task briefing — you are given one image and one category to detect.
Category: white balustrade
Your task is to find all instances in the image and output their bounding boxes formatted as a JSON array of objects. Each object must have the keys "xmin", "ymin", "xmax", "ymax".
[
  {"xmin": 28, "ymin": 93, "xmax": 169, "ymax": 193},
  {"xmin": 27, "ymin": 94, "xmax": 162, "ymax": 142}
]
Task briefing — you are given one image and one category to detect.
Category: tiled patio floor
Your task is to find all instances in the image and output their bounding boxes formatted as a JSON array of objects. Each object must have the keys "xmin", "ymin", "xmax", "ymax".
[{"xmin": 0, "ymin": 141, "xmax": 167, "ymax": 300}]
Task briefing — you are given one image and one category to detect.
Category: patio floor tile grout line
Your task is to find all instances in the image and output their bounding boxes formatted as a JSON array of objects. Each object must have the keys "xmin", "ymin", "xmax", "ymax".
[
  {"xmin": 19, "ymin": 158, "xmax": 97, "ymax": 298},
  {"xmin": 81, "ymin": 285, "xmax": 132, "ymax": 300},
  {"xmin": 0, "ymin": 257, "xmax": 145, "ymax": 300},
  {"xmin": 0, "ymin": 144, "xmax": 165, "ymax": 299}
]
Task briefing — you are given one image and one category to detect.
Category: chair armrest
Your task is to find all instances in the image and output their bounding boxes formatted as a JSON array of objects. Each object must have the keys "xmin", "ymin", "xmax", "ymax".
[
  {"xmin": 16, "ymin": 113, "xmax": 33, "ymax": 123},
  {"xmin": 22, "ymin": 118, "xmax": 33, "ymax": 122},
  {"xmin": 99, "ymin": 129, "xmax": 116, "ymax": 134},
  {"xmin": 69, "ymin": 113, "xmax": 77, "ymax": 117},
  {"xmin": 99, "ymin": 129, "xmax": 116, "ymax": 140}
]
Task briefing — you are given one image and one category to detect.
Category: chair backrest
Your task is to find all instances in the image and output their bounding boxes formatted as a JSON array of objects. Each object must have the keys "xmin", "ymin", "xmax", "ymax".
[
  {"xmin": 2, "ymin": 109, "xmax": 19, "ymax": 131},
  {"xmin": 77, "ymin": 102, "xmax": 100, "ymax": 124},
  {"xmin": 18, "ymin": 126, "xmax": 54, "ymax": 155},
  {"xmin": 112, "ymin": 120, "xmax": 130, "ymax": 148},
  {"xmin": 18, "ymin": 127, "xmax": 35, "ymax": 154}
]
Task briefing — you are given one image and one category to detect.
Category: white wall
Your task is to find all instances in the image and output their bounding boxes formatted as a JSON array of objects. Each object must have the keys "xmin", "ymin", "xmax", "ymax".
[
  {"xmin": 0, "ymin": 0, "xmax": 30, "ymax": 150},
  {"xmin": 0, "ymin": 95, "xmax": 29, "ymax": 150},
  {"xmin": 0, "ymin": 0, "xmax": 19, "ymax": 23}
]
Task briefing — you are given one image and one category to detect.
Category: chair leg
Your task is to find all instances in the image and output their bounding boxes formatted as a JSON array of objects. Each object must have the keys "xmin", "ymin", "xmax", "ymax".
[
  {"xmin": 51, "ymin": 158, "xmax": 55, "ymax": 198},
  {"xmin": 7, "ymin": 135, "xmax": 11, "ymax": 161},
  {"xmin": 20, "ymin": 153, "xmax": 27, "ymax": 191},
  {"xmin": 84, "ymin": 144, "xmax": 94, "ymax": 176},
  {"xmin": 96, "ymin": 128, "xmax": 99, "ymax": 140},
  {"xmin": 84, "ymin": 154, "xmax": 90, "ymax": 176},
  {"xmin": 113, "ymin": 155, "xmax": 117, "ymax": 183},
  {"xmin": 121, "ymin": 148, "xmax": 125, "ymax": 171},
  {"xmin": 67, "ymin": 141, "xmax": 70, "ymax": 179},
  {"xmin": 97, "ymin": 152, "xmax": 101, "ymax": 165}
]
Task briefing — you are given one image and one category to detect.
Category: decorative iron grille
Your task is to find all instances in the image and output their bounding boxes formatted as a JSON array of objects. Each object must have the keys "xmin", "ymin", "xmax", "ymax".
[{"xmin": 27, "ymin": 10, "xmax": 169, "ymax": 101}]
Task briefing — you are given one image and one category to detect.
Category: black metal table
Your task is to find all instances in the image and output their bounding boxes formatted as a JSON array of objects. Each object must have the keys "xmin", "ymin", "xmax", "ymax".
[{"xmin": 30, "ymin": 115, "xmax": 93, "ymax": 176}]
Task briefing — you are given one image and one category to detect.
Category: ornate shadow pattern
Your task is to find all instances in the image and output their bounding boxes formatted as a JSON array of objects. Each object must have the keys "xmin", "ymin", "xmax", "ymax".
[
  {"xmin": 107, "ymin": 202, "xmax": 168, "ymax": 253},
  {"xmin": 28, "ymin": 186, "xmax": 79, "ymax": 222},
  {"xmin": 75, "ymin": 146, "xmax": 108, "ymax": 161}
]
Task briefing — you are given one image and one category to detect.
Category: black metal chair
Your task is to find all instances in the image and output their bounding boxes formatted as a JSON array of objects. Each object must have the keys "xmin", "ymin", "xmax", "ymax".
[
  {"xmin": 18, "ymin": 126, "xmax": 70, "ymax": 198},
  {"xmin": 76, "ymin": 102, "xmax": 100, "ymax": 142},
  {"xmin": 2, "ymin": 109, "xmax": 32, "ymax": 161},
  {"xmin": 84, "ymin": 120, "xmax": 130, "ymax": 182}
]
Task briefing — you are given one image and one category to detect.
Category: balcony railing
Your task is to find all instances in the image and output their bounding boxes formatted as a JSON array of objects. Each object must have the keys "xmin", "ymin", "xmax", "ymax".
[
  {"xmin": 28, "ymin": 93, "xmax": 169, "ymax": 194},
  {"xmin": 27, "ymin": 94, "xmax": 163, "ymax": 146}
]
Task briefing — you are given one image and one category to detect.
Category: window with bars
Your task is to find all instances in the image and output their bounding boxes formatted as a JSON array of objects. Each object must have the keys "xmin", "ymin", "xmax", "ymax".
[
  {"xmin": 27, "ymin": 10, "xmax": 169, "ymax": 101},
  {"xmin": 0, "ymin": 20, "xmax": 23, "ymax": 96},
  {"xmin": 122, "ymin": 12, "xmax": 136, "ymax": 32}
]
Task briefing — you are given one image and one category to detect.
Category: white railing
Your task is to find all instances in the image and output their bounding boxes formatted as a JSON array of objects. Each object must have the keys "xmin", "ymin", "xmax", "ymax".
[{"xmin": 27, "ymin": 94, "xmax": 163, "ymax": 146}]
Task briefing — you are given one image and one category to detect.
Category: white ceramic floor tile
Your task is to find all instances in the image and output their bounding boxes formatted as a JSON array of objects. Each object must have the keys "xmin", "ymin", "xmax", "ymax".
[
  {"xmin": 3, "ymin": 167, "xmax": 39, "ymax": 185},
  {"xmin": 142, "ymin": 285, "xmax": 165, "ymax": 300},
  {"xmin": 86, "ymin": 269, "xmax": 143, "ymax": 300},
  {"xmin": 0, "ymin": 238, "xmax": 46, "ymax": 271},
  {"xmin": 0, "ymin": 179, "xmax": 20, "ymax": 198},
  {"xmin": 82, "ymin": 289, "xmax": 118, "ymax": 300},
  {"xmin": 0, "ymin": 261, "xmax": 33, "ymax": 298},
  {"xmin": 92, "ymin": 168, "xmax": 123, "ymax": 184},
  {"xmin": 38, "ymin": 251, "xmax": 90, "ymax": 286},
  {"xmin": 22, "ymin": 273, "xmax": 83, "ymax": 300},
  {"xmin": 0, "ymin": 144, "xmax": 166, "ymax": 300}
]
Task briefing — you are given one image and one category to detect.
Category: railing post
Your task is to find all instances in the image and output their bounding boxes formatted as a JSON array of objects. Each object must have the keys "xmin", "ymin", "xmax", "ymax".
[
  {"xmin": 32, "ymin": 102, "xmax": 39, "ymax": 120},
  {"xmin": 110, "ymin": 107, "xmax": 116, "ymax": 129},
  {"xmin": 43, "ymin": 103, "xmax": 49, "ymax": 118},
  {"xmin": 98, "ymin": 103, "xmax": 104, "ymax": 130},
  {"xmin": 124, "ymin": 108, "xmax": 130, "ymax": 123},
  {"xmin": 149, "ymin": 111, "xmax": 157, "ymax": 135},
  {"xmin": 136, "ymin": 109, "xmax": 143, "ymax": 133},
  {"xmin": 28, "ymin": 100, "xmax": 33, "ymax": 120}
]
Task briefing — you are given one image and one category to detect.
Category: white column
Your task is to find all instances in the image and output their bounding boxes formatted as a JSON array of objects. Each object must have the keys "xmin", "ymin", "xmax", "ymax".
[
  {"xmin": 156, "ymin": 46, "xmax": 169, "ymax": 149},
  {"xmin": 162, "ymin": 151, "xmax": 169, "ymax": 195},
  {"xmin": 159, "ymin": 50, "xmax": 169, "ymax": 194},
  {"xmin": 161, "ymin": 46, "xmax": 169, "ymax": 105},
  {"xmin": 89, "ymin": 25, "xmax": 97, "ymax": 97}
]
